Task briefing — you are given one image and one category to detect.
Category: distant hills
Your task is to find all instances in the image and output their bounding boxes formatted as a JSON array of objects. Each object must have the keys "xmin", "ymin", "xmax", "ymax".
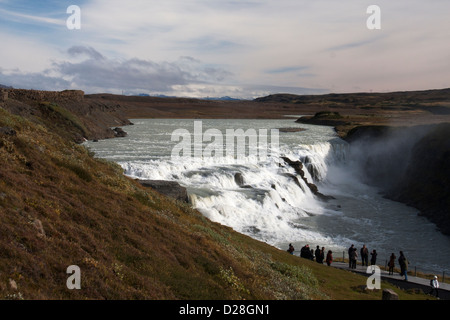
[
  {"xmin": 135, "ymin": 93, "xmax": 242, "ymax": 101},
  {"xmin": 202, "ymin": 96, "xmax": 242, "ymax": 101},
  {"xmin": 254, "ymin": 88, "xmax": 450, "ymax": 105}
]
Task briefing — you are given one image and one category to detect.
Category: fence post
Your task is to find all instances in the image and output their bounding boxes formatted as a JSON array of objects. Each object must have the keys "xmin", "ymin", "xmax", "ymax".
[
  {"xmin": 443, "ymin": 271, "xmax": 445, "ymax": 283},
  {"xmin": 343, "ymin": 251, "xmax": 345, "ymax": 263},
  {"xmin": 415, "ymin": 266, "xmax": 417, "ymax": 277}
]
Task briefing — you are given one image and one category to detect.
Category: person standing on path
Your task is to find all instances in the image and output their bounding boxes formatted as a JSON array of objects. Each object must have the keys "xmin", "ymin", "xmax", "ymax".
[
  {"xmin": 429, "ymin": 275, "xmax": 440, "ymax": 298},
  {"xmin": 388, "ymin": 253, "xmax": 396, "ymax": 275},
  {"xmin": 348, "ymin": 244, "xmax": 354, "ymax": 268},
  {"xmin": 326, "ymin": 250, "xmax": 333, "ymax": 266},
  {"xmin": 319, "ymin": 247, "xmax": 325, "ymax": 264},
  {"xmin": 350, "ymin": 248, "xmax": 358, "ymax": 269},
  {"xmin": 315, "ymin": 246, "xmax": 321, "ymax": 263},
  {"xmin": 398, "ymin": 251, "xmax": 409, "ymax": 281},
  {"xmin": 370, "ymin": 249, "xmax": 377, "ymax": 266},
  {"xmin": 360, "ymin": 244, "xmax": 369, "ymax": 266}
]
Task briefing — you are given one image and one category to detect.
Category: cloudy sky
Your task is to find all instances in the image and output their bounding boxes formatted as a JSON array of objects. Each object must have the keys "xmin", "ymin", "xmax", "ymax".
[{"xmin": 0, "ymin": 0, "xmax": 449, "ymax": 98}]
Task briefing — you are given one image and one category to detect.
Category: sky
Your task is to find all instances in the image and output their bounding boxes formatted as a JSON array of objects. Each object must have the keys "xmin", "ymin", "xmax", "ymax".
[{"xmin": 0, "ymin": 0, "xmax": 449, "ymax": 98}]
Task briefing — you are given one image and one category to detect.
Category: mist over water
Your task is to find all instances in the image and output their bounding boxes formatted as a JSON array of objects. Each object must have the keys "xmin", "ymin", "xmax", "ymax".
[{"xmin": 85, "ymin": 119, "xmax": 450, "ymax": 274}]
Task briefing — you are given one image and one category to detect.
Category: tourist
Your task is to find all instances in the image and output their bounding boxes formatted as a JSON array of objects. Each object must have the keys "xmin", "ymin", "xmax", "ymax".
[
  {"xmin": 350, "ymin": 248, "xmax": 358, "ymax": 269},
  {"xmin": 315, "ymin": 246, "xmax": 321, "ymax": 263},
  {"xmin": 287, "ymin": 243, "xmax": 295, "ymax": 255},
  {"xmin": 398, "ymin": 251, "xmax": 409, "ymax": 281},
  {"xmin": 320, "ymin": 247, "xmax": 325, "ymax": 264},
  {"xmin": 326, "ymin": 250, "xmax": 333, "ymax": 266},
  {"xmin": 315, "ymin": 246, "xmax": 325, "ymax": 264},
  {"xmin": 315, "ymin": 246, "xmax": 325, "ymax": 263},
  {"xmin": 310, "ymin": 249, "xmax": 315, "ymax": 261},
  {"xmin": 429, "ymin": 275, "xmax": 440, "ymax": 298},
  {"xmin": 370, "ymin": 249, "xmax": 377, "ymax": 266},
  {"xmin": 360, "ymin": 244, "xmax": 369, "ymax": 266},
  {"xmin": 348, "ymin": 244, "xmax": 355, "ymax": 268},
  {"xmin": 300, "ymin": 244, "xmax": 311, "ymax": 259},
  {"xmin": 388, "ymin": 253, "xmax": 396, "ymax": 275}
]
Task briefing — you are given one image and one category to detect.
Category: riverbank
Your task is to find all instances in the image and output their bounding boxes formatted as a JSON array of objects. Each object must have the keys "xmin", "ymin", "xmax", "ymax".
[{"xmin": 3, "ymin": 87, "xmax": 449, "ymax": 142}]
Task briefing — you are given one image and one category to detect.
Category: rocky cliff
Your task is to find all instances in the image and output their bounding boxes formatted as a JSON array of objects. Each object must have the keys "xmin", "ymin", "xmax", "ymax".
[
  {"xmin": 345, "ymin": 123, "xmax": 450, "ymax": 235},
  {"xmin": 1, "ymin": 89, "xmax": 131, "ymax": 143},
  {"xmin": 5, "ymin": 89, "xmax": 84, "ymax": 103}
]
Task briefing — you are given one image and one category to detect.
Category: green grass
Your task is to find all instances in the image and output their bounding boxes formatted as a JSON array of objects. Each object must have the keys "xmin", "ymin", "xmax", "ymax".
[{"xmin": 41, "ymin": 102, "xmax": 88, "ymax": 136}]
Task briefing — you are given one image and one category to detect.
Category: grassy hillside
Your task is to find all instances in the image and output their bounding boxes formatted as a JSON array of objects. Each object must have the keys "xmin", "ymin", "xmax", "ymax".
[{"xmin": 0, "ymin": 104, "xmax": 432, "ymax": 300}]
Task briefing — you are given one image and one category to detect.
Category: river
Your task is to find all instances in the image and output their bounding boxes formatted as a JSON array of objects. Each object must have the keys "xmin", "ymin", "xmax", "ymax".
[{"xmin": 84, "ymin": 118, "xmax": 450, "ymax": 274}]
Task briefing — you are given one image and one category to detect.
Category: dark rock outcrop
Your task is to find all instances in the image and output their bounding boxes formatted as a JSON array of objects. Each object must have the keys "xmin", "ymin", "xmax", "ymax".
[
  {"xmin": 387, "ymin": 124, "xmax": 450, "ymax": 235},
  {"xmin": 139, "ymin": 180, "xmax": 189, "ymax": 203},
  {"xmin": 113, "ymin": 127, "xmax": 128, "ymax": 137},
  {"xmin": 281, "ymin": 156, "xmax": 332, "ymax": 201},
  {"xmin": 233, "ymin": 172, "xmax": 253, "ymax": 188},
  {"xmin": 344, "ymin": 125, "xmax": 399, "ymax": 144},
  {"xmin": 296, "ymin": 111, "xmax": 349, "ymax": 127},
  {"xmin": 234, "ymin": 173, "xmax": 244, "ymax": 187},
  {"xmin": 278, "ymin": 127, "xmax": 306, "ymax": 133},
  {"xmin": 346, "ymin": 123, "xmax": 450, "ymax": 235}
]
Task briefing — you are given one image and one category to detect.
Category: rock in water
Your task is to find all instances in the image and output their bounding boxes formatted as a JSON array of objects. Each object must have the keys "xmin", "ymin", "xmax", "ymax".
[
  {"xmin": 139, "ymin": 180, "xmax": 189, "ymax": 203},
  {"xmin": 281, "ymin": 156, "xmax": 333, "ymax": 201},
  {"xmin": 113, "ymin": 127, "xmax": 127, "ymax": 137},
  {"xmin": 234, "ymin": 173, "xmax": 244, "ymax": 187}
]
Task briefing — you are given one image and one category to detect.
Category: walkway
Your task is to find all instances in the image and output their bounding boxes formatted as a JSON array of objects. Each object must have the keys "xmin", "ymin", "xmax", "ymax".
[{"xmin": 331, "ymin": 261, "xmax": 450, "ymax": 299}]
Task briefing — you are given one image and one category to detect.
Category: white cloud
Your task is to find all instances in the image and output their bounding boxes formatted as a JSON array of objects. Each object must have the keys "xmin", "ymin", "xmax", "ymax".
[
  {"xmin": 0, "ymin": 7, "xmax": 65, "ymax": 26},
  {"xmin": 1, "ymin": 0, "xmax": 449, "ymax": 96},
  {"xmin": 0, "ymin": 32, "xmax": 63, "ymax": 72}
]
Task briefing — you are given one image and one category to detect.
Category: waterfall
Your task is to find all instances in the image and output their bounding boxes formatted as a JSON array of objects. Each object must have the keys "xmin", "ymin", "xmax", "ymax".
[{"xmin": 121, "ymin": 138, "xmax": 349, "ymax": 245}]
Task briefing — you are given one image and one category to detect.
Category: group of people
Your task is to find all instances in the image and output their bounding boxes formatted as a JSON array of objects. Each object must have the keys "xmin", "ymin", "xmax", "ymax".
[
  {"xmin": 288, "ymin": 243, "xmax": 441, "ymax": 298},
  {"xmin": 387, "ymin": 251, "xmax": 409, "ymax": 281},
  {"xmin": 288, "ymin": 243, "xmax": 333, "ymax": 266},
  {"xmin": 287, "ymin": 243, "xmax": 378, "ymax": 269},
  {"xmin": 347, "ymin": 244, "xmax": 377, "ymax": 269}
]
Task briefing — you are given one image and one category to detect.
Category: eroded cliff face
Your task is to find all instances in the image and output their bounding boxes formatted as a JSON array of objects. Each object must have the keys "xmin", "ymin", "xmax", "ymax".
[
  {"xmin": 5, "ymin": 89, "xmax": 84, "ymax": 103},
  {"xmin": 387, "ymin": 124, "xmax": 450, "ymax": 235},
  {"xmin": 345, "ymin": 123, "xmax": 450, "ymax": 235},
  {"xmin": 1, "ymin": 89, "xmax": 131, "ymax": 142}
]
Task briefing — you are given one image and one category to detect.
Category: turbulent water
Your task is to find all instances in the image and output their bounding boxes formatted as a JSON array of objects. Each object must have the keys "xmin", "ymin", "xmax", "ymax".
[{"xmin": 85, "ymin": 119, "xmax": 450, "ymax": 274}]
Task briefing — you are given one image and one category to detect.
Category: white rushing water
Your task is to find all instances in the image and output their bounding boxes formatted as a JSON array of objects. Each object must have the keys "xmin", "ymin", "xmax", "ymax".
[{"xmin": 85, "ymin": 119, "xmax": 450, "ymax": 274}]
